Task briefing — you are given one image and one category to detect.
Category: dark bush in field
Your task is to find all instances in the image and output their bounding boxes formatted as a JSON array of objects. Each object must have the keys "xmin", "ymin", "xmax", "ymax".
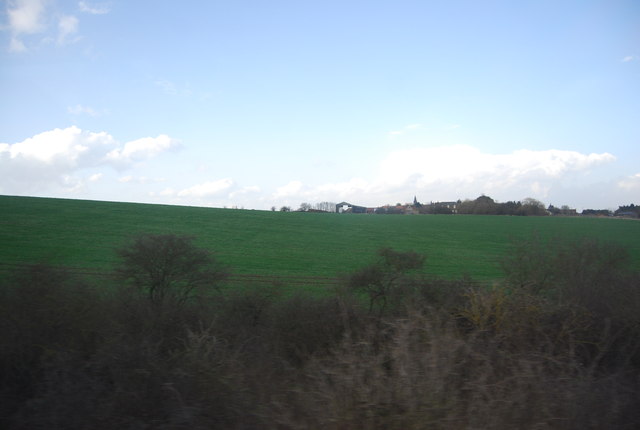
[
  {"xmin": 347, "ymin": 247, "xmax": 425, "ymax": 316},
  {"xmin": 2, "ymin": 237, "xmax": 640, "ymax": 428},
  {"xmin": 115, "ymin": 233, "xmax": 229, "ymax": 305}
]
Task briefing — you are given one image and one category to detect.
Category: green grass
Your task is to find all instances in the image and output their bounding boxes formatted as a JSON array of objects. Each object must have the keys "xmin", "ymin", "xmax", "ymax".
[{"xmin": 2, "ymin": 195, "xmax": 639, "ymax": 282}]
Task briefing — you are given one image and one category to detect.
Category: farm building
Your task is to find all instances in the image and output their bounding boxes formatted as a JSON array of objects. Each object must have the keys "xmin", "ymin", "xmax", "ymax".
[{"xmin": 336, "ymin": 202, "xmax": 367, "ymax": 214}]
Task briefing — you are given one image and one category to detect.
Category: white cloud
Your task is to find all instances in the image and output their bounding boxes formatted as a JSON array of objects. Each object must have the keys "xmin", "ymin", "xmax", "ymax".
[
  {"xmin": 273, "ymin": 180, "xmax": 303, "ymax": 198},
  {"xmin": 7, "ymin": 0, "xmax": 47, "ymax": 34},
  {"xmin": 0, "ymin": 126, "xmax": 179, "ymax": 193},
  {"xmin": 373, "ymin": 146, "xmax": 616, "ymax": 204},
  {"xmin": 378, "ymin": 146, "xmax": 614, "ymax": 188},
  {"xmin": 157, "ymin": 188, "xmax": 176, "ymax": 197},
  {"xmin": 618, "ymin": 173, "xmax": 640, "ymax": 190},
  {"xmin": 78, "ymin": 1, "xmax": 110, "ymax": 15},
  {"xmin": 152, "ymin": 181, "xmax": 261, "ymax": 208},
  {"xmin": 6, "ymin": 0, "xmax": 47, "ymax": 51},
  {"xmin": 1, "ymin": 127, "xmax": 626, "ymax": 211},
  {"xmin": 57, "ymin": 14, "xmax": 79, "ymax": 45},
  {"xmin": 229, "ymin": 186, "xmax": 261, "ymax": 199},
  {"xmin": 622, "ymin": 55, "xmax": 637, "ymax": 63},
  {"xmin": 60, "ymin": 174, "xmax": 83, "ymax": 193},
  {"xmin": 9, "ymin": 36, "xmax": 27, "ymax": 52},
  {"xmin": 262, "ymin": 146, "xmax": 617, "ymax": 209},
  {"xmin": 313, "ymin": 178, "xmax": 370, "ymax": 201},
  {"xmin": 177, "ymin": 179, "xmax": 235, "ymax": 198},
  {"xmin": 68, "ymin": 104, "xmax": 102, "ymax": 117},
  {"xmin": 2, "ymin": 126, "xmax": 114, "ymax": 165},
  {"xmin": 5, "ymin": 0, "xmax": 106, "ymax": 51},
  {"xmin": 105, "ymin": 134, "xmax": 180, "ymax": 166}
]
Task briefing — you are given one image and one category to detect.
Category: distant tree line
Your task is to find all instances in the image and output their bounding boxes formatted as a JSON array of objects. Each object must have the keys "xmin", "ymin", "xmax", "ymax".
[
  {"xmin": 297, "ymin": 202, "xmax": 337, "ymax": 213},
  {"xmin": 300, "ymin": 195, "xmax": 639, "ymax": 218},
  {"xmin": 384, "ymin": 195, "xmax": 549, "ymax": 216},
  {"xmin": 614, "ymin": 203, "xmax": 640, "ymax": 218},
  {"xmin": 455, "ymin": 196, "xmax": 548, "ymax": 216}
]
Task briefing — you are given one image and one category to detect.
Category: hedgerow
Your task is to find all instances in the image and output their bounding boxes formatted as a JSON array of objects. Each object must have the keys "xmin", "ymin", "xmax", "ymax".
[{"xmin": 1, "ymin": 234, "xmax": 638, "ymax": 428}]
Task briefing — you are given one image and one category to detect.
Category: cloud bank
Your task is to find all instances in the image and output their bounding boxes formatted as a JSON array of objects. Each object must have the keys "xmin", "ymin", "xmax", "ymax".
[
  {"xmin": 0, "ymin": 127, "xmax": 625, "ymax": 211},
  {"xmin": 378, "ymin": 145, "xmax": 614, "ymax": 189},
  {"xmin": 0, "ymin": 126, "xmax": 179, "ymax": 193},
  {"xmin": 262, "ymin": 145, "xmax": 617, "ymax": 209},
  {"xmin": 159, "ymin": 145, "xmax": 619, "ymax": 211}
]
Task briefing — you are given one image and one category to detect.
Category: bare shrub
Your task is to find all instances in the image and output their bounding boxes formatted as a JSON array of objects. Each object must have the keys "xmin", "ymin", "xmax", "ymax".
[
  {"xmin": 348, "ymin": 247, "xmax": 425, "ymax": 317},
  {"xmin": 502, "ymin": 235, "xmax": 640, "ymax": 370},
  {"xmin": 115, "ymin": 233, "xmax": 229, "ymax": 305},
  {"xmin": 502, "ymin": 234, "xmax": 632, "ymax": 301},
  {"xmin": 269, "ymin": 293, "xmax": 350, "ymax": 366},
  {"xmin": 269, "ymin": 310, "xmax": 640, "ymax": 429},
  {"xmin": 501, "ymin": 232, "xmax": 556, "ymax": 294},
  {"xmin": 213, "ymin": 284, "xmax": 281, "ymax": 346}
]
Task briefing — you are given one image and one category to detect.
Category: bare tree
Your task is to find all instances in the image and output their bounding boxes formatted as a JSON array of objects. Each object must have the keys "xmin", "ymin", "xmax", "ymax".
[
  {"xmin": 314, "ymin": 201, "xmax": 337, "ymax": 212},
  {"xmin": 348, "ymin": 248, "xmax": 425, "ymax": 316},
  {"xmin": 115, "ymin": 233, "xmax": 229, "ymax": 304}
]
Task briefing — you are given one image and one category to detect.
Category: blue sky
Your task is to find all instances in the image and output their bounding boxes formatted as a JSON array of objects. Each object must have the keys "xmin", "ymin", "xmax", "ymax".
[{"xmin": 1, "ymin": 0, "xmax": 639, "ymax": 211}]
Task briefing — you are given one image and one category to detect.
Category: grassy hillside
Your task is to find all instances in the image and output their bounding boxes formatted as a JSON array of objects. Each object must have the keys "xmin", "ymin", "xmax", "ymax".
[{"xmin": 2, "ymin": 195, "xmax": 639, "ymax": 282}]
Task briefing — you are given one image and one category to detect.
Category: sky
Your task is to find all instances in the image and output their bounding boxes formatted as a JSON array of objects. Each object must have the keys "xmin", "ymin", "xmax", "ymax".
[{"xmin": 1, "ymin": 0, "xmax": 639, "ymax": 211}]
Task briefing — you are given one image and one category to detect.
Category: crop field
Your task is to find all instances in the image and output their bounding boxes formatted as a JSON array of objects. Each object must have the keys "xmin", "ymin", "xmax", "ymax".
[{"xmin": 2, "ymin": 195, "xmax": 639, "ymax": 286}]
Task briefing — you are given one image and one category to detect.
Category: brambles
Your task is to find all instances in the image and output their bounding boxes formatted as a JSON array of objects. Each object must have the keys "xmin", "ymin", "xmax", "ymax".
[{"xmin": 458, "ymin": 285, "xmax": 508, "ymax": 332}]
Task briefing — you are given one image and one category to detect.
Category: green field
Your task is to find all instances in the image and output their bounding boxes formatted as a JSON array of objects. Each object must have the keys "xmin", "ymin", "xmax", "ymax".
[{"xmin": 2, "ymin": 195, "xmax": 639, "ymax": 283}]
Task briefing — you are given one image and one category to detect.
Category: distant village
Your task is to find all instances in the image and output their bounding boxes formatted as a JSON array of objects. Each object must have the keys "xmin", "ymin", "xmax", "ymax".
[{"xmin": 276, "ymin": 195, "xmax": 640, "ymax": 218}]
